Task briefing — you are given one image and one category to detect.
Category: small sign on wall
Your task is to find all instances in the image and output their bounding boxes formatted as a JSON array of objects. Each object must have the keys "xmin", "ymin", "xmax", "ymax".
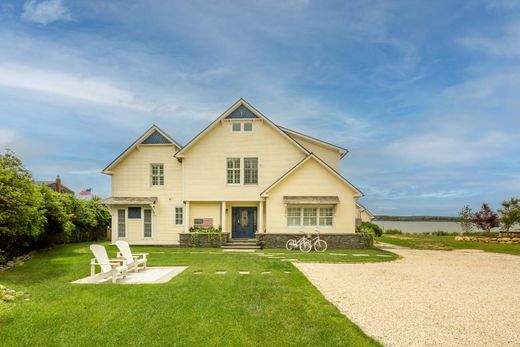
[{"xmin": 194, "ymin": 218, "xmax": 213, "ymax": 227}]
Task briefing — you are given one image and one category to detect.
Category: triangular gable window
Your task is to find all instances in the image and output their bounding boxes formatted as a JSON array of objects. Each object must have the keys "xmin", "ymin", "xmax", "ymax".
[
  {"xmin": 141, "ymin": 130, "xmax": 172, "ymax": 144},
  {"xmin": 225, "ymin": 105, "xmax": 259, "ymax": 119}
]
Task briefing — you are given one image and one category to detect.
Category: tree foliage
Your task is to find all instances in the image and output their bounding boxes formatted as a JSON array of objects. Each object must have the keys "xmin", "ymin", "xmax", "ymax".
[
  {"xmin": 458, "ymin": 204, "xmax": 473, "ymax": 234},
  {"xmin": 473, "ymin": 203, "xmax": 499, "ymax": 232},
  {"xmin": 0, "ymin": 150, "xmax": 111, "ymax": 264},
  {"xmin": 498, "ymin": 198, "xmax": 520, "ymax": 232},
  {"xmin": 356, "ymin": 221, "xmax": 383, "ymax": 237}
]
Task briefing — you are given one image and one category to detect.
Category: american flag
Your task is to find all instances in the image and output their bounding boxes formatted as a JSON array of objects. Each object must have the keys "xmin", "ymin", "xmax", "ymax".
[{"xmin": 79, "ymin": 188, "xmax": 92, "ymax": 196}]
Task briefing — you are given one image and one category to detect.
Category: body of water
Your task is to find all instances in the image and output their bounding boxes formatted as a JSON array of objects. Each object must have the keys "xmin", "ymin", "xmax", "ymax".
[{"xmin": 374, "ymin": 221, "xmax": 464, "ymax": 233}]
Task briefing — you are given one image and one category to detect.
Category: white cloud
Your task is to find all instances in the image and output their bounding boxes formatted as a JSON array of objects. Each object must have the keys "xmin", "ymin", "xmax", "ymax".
[
  {"xmin": 0, "ymin": 62, "xmax": 152, "ymax": 111},
  {"xmin": 0, "ymin": 128, "xmax": 18, "ymax": 149},
  {"xmin": 457, "ymin": 23, "xmax": 520, "ymax": 57},
  {"xmin": 21, "ymin": 0, "xmax": 71, "ymax": 25},
  {"xmin": 384, "ymin": 130, "xmax": 509, "ymax": 165}
]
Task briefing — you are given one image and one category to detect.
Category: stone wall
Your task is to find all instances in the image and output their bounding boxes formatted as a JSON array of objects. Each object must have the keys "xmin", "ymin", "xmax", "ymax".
[
  {"xmin": 256, "ymin": 233, "xmax": 368, "ymax": 249},
  {"xmin": 455, "ymin": 235, "xmax": 520, "ymax": 244},
  {"xmin": 179, "ymin": 232, "xmax": 230, "ymax": 248}
]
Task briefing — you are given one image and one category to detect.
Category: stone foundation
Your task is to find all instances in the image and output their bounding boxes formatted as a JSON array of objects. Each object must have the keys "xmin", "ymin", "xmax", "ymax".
[
  {"xmin": 256, "ymin": 233, "xmax": 369, "ymax": 249},
  {"xmin": 179, "ymin": 232, "xmax": 230, "ymax": 248}
]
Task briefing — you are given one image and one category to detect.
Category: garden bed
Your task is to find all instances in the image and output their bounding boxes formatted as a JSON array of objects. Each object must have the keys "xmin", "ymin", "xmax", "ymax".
[{"xmin": 179, "ymin": 232, "xmax": 230, "ymax": 247}]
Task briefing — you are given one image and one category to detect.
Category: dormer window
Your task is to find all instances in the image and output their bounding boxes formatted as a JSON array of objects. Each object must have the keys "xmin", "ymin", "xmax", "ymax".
[{"xmin": 243, "ymin": 122, "xmax": 252, "ymax": 132}]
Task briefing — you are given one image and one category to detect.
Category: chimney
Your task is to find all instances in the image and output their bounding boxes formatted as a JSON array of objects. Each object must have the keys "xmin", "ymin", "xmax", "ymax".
[{"xmin": 55, "ymin": 175, "xmax": 62, "ymax": 193}]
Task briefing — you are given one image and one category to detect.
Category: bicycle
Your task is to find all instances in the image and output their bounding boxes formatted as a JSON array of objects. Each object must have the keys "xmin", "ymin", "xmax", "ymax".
[
  {"xmin": 286, "ymin": 231, "xmax": 312, "ymax": 252},
  {"xmin": 300, "ymin": 230, "xmax": 328, "ymax": 253}
]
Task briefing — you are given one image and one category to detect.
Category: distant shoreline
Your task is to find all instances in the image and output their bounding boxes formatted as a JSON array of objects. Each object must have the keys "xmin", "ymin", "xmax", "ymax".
[{"xmin": 374, "ymin": 216, "xmax": 459, "ymax": 222}]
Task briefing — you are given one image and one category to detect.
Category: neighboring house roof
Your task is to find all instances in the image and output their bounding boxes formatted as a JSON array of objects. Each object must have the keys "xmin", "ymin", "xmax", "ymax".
[
  {"xmin": 260, "ymin": 153, "xmax": 364, "ymax": 198},
  {"xmin": 278, "ymin": 126, "xmax": 349, "ymax": 158},
  {"xmin": 102, "ymin": 125, "xmax": 182, "ymax": 175},
  {"xmin": 175, "ymin": 98, "xmax": 310, "ymax": 158},
  {"xmin": 36, "ymin": 181, "xmax": 75, "ymax": 194},
  {"xmin": 356, "ymin": 202, "xmax": 375, "ymax": 218}
]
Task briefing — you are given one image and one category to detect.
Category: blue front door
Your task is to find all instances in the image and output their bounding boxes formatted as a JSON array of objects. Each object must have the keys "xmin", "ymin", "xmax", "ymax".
[{"xmin": 232, "ymin": 207, "xmax": 256, "ymax": 238}]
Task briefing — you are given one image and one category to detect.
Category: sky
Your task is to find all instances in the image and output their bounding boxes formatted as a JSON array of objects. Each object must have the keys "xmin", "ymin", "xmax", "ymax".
[{"xmin": 1, "ymin": 0, "xmax": 519, "ymax": 216}]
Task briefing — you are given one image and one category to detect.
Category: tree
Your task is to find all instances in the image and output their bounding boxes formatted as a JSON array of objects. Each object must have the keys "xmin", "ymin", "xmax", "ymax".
[
  {"xmin": 458, "ymin": 204, "xmax": 474, "ymax": 234},
  {"xmin": 473, "ymin": 203, "xmax": 499, "ymax": 232},
  {"xmin": 0, "ymin": 150, "xmax": 45, "ymax": 262},
  {"xmin": 498, "ymin": 198, "xmax": 520, "ymax": 232}
]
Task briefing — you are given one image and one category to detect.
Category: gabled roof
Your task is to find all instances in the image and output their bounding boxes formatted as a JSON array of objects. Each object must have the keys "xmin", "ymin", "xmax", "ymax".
[
  {"xmin": 356, "ymin": 202, "xmax": 375, "ymax": 218},
  {"xmin": 175, "ymin": 98, "xmax": 310, "ymax": 158},
  {"xmin": 225, "ymin": 105, "xmax": 259, "ymax": 119},
  {"xmin": 278, "ymin": 126, "xmax": 349, "ymax": 158},
  {"xmin": 260, "ymin": 153, "xmax": 363, "ymax": 198},
  {"xmin": 102, "ymin": 125, "xmax": 182, "ymax": 175}
]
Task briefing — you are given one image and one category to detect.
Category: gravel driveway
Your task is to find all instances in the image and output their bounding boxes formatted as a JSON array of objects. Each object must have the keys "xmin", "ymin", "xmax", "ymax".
[{"xmin": 295, "ymin": 244, "xmax": 520, "ymax": 347}]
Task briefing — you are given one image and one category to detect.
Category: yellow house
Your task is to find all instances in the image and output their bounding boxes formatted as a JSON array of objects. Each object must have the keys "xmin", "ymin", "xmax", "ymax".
[{"xmin": 101, "ymin": 99, "xmax": 371, "ymax": 248}]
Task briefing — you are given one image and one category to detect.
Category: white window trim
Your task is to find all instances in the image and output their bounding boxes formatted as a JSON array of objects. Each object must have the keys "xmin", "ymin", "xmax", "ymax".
[
  {"xmin": 175, "ymin": 206, "xmax": 184, "ymax": 226},
  {"xmin": 225, "ymin": 157, "xmax": 259, "ymax": 186},
  {"xmin": 229, "ymin": 121, "xmax": 255, "ymax": 133},
  {"xmin": 150, "ymin": 163, "xmax": 165, "ymax": 187},
  {"xmin": 226, "ymin": 157, "xmax": 241, "ymax": 185},
  {"xmin": 286, "ymin": 205, "xmax": 335, "ymax": 228},
  {"xmin": 117, "ymin": 208, "xmax": 127, "ymax": 239},
  {"xmin": 231, "ymin": 122, "xmax": 242, "ymax": 132},
  {"xmin": 142, "ymin": 208, "xmax": 153, "ymax": 239}
]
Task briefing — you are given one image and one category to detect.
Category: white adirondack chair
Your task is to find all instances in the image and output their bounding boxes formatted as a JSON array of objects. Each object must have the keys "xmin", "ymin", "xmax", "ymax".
[
  {"xmin": 90, "ymin": 244, "xmax": 128, "ymax": 283},
  {"xmin": 115, "ymin": 240, "xmax": 148, "ymax": 272}
]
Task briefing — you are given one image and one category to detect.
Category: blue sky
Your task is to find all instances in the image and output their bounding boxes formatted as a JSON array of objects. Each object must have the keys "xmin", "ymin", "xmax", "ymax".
[{"xmin": 1, "ymin": 0, "xmax": 519, "ymax": 216}]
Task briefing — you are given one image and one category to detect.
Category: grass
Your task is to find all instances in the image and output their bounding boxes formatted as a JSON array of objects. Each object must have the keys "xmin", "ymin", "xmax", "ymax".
[
  {"xmin": 379, "ymin": 234, "xmax": 520, "ymax": 255},
  {"xmin": 0, "ymin": 244, "xmax": 396, "ymax": 346}
]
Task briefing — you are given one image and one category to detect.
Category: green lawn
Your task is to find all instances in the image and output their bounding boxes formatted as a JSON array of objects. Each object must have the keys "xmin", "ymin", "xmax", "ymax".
[
  {"xmin": 0, "ymin": 244, "xmax": 396, "ymax": 346},
  {"xmin": 379, "ymin": 234, "xmax": 520, "ymax": 255}
]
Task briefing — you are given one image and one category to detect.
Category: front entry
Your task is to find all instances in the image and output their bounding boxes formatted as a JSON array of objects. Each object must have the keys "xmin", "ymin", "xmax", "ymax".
[{"xmin": 232, "ymin": 207, "xmax": 257, "ymax": 238}]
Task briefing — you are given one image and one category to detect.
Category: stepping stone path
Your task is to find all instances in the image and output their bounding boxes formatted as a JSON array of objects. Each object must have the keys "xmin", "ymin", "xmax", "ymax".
[
  {"xmin": 261, "ymin": 271, "xmax": 271, "ymax": 275},
  {"xmin": 281, "ymin": 259, "xmax": 299, "ymax": 262},
  {"xmin": 215, "ymin": 271, "xmax": 226, "ymax": 275},
  {"xmin": 353, "ymin": 254, "xmax": 370, "ymax": 257},
  {"xmin": 150, "ymin": 251, "xmax": 165, "ymax": 254},
  {"xmin": 239, "ymin": 271, "xmax": 250, "ymax": 275},
  {"xmin": 376, "ymin": 254, "xmax": 392, "ymax": 257},
  {"xmin": 193, "ymin": 271, "xmax": 203, "ymax": 275},
  {"xmin": 330, "ymin": 253, "xmax": 348, "ymax": 256},
  {"xmin": 284, "ymin": 271, "xmax": 291, "ymax": 274}
]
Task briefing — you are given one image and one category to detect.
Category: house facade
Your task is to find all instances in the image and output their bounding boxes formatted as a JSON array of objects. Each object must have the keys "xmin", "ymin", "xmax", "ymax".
[{"xmin": 101, "ymin": 99, "xmax": 371, "ymax": 247}]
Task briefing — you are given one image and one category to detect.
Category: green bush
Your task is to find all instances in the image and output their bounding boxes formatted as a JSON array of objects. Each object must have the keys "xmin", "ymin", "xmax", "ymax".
[
  {"xmin": 384, "ymin": 229, "xmax": 403, "ymax": 235},
  {"xmin": 0, "ymin": 150, "xmax": 110, "ymax": 264},
  {"xmin": 356, "ymin": 222, "xmax": 383, "ymax": 237}
]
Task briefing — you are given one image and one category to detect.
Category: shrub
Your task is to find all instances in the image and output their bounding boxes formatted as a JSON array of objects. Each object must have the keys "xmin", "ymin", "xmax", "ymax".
[
  {"xmin": 384, "ymin": 229, "xmax": 402, "ymax": 235},
  {"xmin": 474, "ymin": 203, "xmax": 499, "ymax": 232},
  {"xmin": 458, "ymin": 204, "xmax": 473, "ymax": 234},
  {"xmin": 356, "ymin": 222, "xmax": 383, "ymax": 237},
  {"xmin": 498, "ymin": 198, "xmax": 520, "ymax": 232},
  {"xmin": 431, "ymin": 230, "xmax": 460, "ymax": 236}
]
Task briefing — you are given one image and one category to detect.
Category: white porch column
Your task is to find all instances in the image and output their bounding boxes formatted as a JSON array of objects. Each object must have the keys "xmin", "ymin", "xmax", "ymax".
[
  {"xmin": 264, "ymin": 200, "xmax": 269, "ymax": 232},
  {"xmin": 184, "ymin": 201, "xmax": 190, "ymax": 233},
  {"xmin": 258, "ymin": 201, "xmax": 264, "ymax": 233},
  {"xmin": 221, "ymin": 201, "xmax": 227, "ymax": 232}
]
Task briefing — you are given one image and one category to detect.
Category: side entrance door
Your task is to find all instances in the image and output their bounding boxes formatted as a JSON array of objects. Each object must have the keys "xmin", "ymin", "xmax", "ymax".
[{"xmin": 232, "ymin": 207, "xmax": 256, "ymax": 238}]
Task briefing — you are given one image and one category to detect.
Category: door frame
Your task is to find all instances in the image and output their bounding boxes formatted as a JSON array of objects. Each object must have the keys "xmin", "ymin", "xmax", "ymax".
[{"xmin": 231, "ymin": 207, "xmax": 257, "ymax": 238}]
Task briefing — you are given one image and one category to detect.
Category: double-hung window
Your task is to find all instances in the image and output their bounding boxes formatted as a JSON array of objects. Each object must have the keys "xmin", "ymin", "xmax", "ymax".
[
  {"xmin": 175, "ymin": 207, "xmax": 184, "ymax": 225},
  {"xmin": 244, "ymin": 157, "xmax": 258, "ymax": 184},
  {"xmin": 151, "ymin": 164, "xmax": 164, "ymax": 186},
  {"xmin": 303, "ymin": 208, "xmax": 318, "ymax": 226},
  {"xmin": 227, "ymin": 158, "xmax": 240, "ymax": 184},
  {"xmin": 287, "ymin": 207, "xmax": 302, "ymax": 226},
  {"xmin": 287, "ymin": 206, "xmax": 334, "ymax": 227}
]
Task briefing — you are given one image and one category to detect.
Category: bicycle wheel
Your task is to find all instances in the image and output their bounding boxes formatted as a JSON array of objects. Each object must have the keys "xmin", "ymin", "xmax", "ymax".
[
  {"xmin": 299, "ymin": 240, "xmax": 312, "ymax": 253},
  {"xmin": 314, "ymin": 239, "xmax": 327, "ymax": 252},
  {"xmin": 286, "ymin": 239, "xmax": 297, "ymax": 250}
]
